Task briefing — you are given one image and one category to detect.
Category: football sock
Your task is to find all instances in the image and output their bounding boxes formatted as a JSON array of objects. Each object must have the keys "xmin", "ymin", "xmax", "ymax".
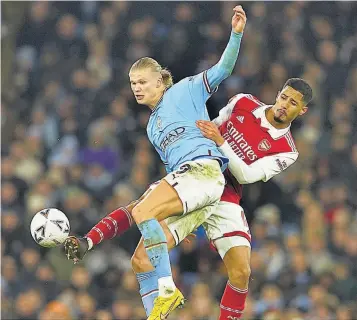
[
  {"xmin": 219, "ymin": 281, "xmax": 248, "ymax": 319},
  {"xmin": 137, "ymin": 219, "xmax": 176, "ymax": 297},
  {"xmin": 136, "ymin": 270, "xmax": 159, "ymax": 316},
  {"xmin": 85, "ymin": 207, "xmax": 133, "ymax": 249}
]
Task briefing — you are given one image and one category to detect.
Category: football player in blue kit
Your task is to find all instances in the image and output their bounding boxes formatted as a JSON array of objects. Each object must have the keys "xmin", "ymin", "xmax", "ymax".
[{"xmin": 66, "ymin": 5, "xmax": 247, "ymax": 319}]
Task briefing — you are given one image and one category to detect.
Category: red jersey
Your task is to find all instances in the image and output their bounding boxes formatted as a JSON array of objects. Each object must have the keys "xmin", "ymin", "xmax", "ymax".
[{"xmin": 213, "ymin": 94, "xmax": 299, "ymax": 204}]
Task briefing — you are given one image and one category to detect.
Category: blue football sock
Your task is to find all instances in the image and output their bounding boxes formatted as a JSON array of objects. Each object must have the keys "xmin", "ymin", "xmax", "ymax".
[
  {"xmin": 137, "ymin": 219, "xmax": 172, "ymax": 280},
  {"xmin": 136, "ymin": 270, "xmax": 159, "ymax": 316}
]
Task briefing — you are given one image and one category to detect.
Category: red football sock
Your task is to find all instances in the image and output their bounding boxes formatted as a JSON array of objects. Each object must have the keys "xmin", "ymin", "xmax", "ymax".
[
  {"xmin": 219, "ymin": 281, "xmax": 248, "ymax": 320},
  {"xmin": 85, "ymin": 207, "xmax": 133, "ymax": 246}
]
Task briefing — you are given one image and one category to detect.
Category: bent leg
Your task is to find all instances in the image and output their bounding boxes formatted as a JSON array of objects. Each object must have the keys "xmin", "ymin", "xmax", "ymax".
[
  {"xmin": 131, "ymin": 180, "xmax": 183, "ymax": 224},
  {"xmin": 221, "ymin": 242, "xmax": 251, "ymax": 289},
  {"xmin": 132, "ymin": 221, "xmax": 178, "ymax": 317},
  {"xmin": 131, "ymin": 221, "xmax": 177, "ymax": 273},
  {"xmin": 131, "ymin": 159, "xmax": 224, "ymax": 304},
  {"xmin": 131, "ymin": 158, "xmax": 224, "ymax": 224},
  {"xmin": 64, "ymin": 181, "xmax": 160, "ymax": 263},
  {"xmin": 131, "ymin": 180, "xmax": 183, "ymax": 302}
]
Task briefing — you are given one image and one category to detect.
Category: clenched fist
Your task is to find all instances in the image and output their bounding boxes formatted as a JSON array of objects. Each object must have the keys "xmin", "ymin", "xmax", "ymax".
[{"xmin": 232, "ymin": 5, "xmax": 247, "ymax": 34}]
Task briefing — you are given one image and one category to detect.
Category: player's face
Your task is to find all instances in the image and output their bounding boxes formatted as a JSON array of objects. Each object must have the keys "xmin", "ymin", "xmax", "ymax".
[
  {"xmin": 129, "ymin": 69, "xmax": 163, "ymax": 107},
  {"xmin": 273, "ymin": 86, "xmax": 308, "ymax": 124}
]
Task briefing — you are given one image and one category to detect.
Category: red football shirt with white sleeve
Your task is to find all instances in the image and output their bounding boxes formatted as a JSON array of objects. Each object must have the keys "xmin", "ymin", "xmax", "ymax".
[{"xmin": 213, "ymin": 93, "xmax": 299, "ymax": 204}]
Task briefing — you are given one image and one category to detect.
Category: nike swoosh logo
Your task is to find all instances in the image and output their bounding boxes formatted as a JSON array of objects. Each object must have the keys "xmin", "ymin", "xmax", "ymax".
[{"xmin": 160, "ymin": 296, "xmax": 179, "ymax": 319}]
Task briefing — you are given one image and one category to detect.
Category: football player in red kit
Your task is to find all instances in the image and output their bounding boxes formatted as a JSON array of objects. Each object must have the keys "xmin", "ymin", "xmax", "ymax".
[
  {"xmin": 65, "ymin": 78, "xmax": 312, "ymax": 319},
  {"xmin": 195, "ymin": 78, "xmax": 312, "ymax": 319}
]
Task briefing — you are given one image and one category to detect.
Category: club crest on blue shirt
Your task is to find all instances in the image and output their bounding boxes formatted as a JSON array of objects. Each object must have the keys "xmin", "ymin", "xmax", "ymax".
[{"xmin": 156, "ymin": 116, "xmax": 162, "ymax": 130}]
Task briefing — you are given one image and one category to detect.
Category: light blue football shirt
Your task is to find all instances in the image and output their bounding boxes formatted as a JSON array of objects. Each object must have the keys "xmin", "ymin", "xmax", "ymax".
[{"xmin": 146, "ymin": 31, "xmax": 243, "ymax": 173}]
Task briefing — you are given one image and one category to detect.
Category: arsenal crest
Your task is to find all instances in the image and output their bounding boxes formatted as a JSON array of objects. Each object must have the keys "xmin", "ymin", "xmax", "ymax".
[{"xmin": 258, "ymin": 139, "xmax": 271, "ymax": 151}]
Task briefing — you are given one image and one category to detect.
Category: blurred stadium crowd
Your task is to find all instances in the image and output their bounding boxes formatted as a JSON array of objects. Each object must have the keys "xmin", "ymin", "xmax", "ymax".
[{"xmin": 2, "ymin": 2, "xmax": 357, "ymax": 319}]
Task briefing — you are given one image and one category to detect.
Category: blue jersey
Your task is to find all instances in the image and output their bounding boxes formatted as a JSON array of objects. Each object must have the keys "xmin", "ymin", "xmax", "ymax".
[{"xmin": 146, "ymin": 31, "xmax": 243, "ymax": 173}]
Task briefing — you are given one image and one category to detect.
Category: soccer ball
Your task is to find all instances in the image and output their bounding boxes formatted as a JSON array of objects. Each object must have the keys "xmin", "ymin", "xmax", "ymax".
[{"xmin": 30, "ymin": 208, "xmax": 70, "ymax": 248}]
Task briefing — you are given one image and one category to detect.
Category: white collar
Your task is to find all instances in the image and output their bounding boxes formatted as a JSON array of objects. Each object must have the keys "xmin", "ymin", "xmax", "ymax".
[{"xmin": 252, "ymin": 105, "xmax": 291, "ymax": 140}]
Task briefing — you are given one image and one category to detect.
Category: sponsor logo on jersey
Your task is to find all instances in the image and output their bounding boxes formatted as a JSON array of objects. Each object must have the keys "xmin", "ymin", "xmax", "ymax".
[
  {"xmin": 223, "ymin": 122, "xmax": 258, "ymax": 161},
  {"xmin": 258, "ymin": 139, "xmax": 271, "ymax": 151},
  {"xmin": 237, "ymin": 116, "xmax": 244, "ymax": 123},
  {"xmin": 160, "ymin": 127, "xmax": 186, "ymax": 151},
  {"xmin": 275, "ymin": 158, "xmax": 287, "ymax": 171}
]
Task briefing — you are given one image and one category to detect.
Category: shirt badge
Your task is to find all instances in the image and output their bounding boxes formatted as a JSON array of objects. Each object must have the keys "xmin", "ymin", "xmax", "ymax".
[{"xmin": 258, "ymin": 139, "xmax": 271, "ymax": 151}]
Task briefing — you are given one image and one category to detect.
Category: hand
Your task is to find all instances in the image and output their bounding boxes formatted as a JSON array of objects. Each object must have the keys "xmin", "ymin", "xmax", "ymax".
[
  {"xmin": 196, "ymin": 120, "xmax": 225, "ymax": 146},
  {"xmin": 231, "ymin": 5, "xmax": 247, "ymax": 34}
]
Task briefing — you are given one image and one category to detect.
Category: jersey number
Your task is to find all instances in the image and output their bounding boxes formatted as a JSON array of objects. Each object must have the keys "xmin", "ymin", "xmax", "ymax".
[{"xmin": 176, "ymin": 164, "xmax": 191, "ymax": 175}]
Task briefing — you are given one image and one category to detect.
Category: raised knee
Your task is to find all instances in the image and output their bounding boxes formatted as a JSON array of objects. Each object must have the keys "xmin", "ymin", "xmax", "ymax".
[
  {"xmin": 131, "ymin": 204, "xmax": 145, "ymax": 224},
  {"xmin": 228, "ymin": 264, "xmax": 251, "ymax": 284},
  {"xmin": 132, "ymin": 202, "xmax": 161, "ymax": 224},
  {"xmin": 126, "ymin": 200, "xmax": 139, "ymax": 212}
]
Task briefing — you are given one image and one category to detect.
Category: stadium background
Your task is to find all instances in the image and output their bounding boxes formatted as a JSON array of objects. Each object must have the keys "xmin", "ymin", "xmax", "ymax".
[{"xmin": 1, "ymin": 1, "xmax": 357, "ymax": 319}]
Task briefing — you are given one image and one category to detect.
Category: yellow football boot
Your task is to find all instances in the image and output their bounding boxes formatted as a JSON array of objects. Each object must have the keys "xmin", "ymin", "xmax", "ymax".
[{"xmin": 148, "ymin": 288, "xmax": 185, "ymax": 320}]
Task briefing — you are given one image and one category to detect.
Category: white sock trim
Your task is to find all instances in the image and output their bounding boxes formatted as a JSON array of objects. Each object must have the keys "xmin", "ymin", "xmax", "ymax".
[
  {"xmin": 86, "ymin": 237, "xmax": 93, "ymax": 250},
  {"xmin": 158, "ymin": 276, "xmax": 176, "ymax": 297},
  {"xmin": 220, "ymin": 304, "xmax": 243, "ymax": 314},
  {"xmin": 228, "ymin": 281, "xmax": 248, "ymax": 293}
]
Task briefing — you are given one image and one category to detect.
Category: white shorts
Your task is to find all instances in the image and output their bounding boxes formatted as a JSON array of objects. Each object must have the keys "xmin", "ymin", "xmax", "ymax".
[
  {"xmin": 165, "ymin": 203, "xmax": 217, "ymax": 244},
  {"xmin": 167, "ymin": 201, "xmax": 251, "ymax": 259},
  {"xmin": 163, "ymin": 158, "xmax": 225, "ymax": 214}
]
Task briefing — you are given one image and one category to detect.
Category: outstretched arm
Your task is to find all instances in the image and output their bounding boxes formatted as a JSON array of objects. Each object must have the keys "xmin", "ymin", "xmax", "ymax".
[
  {"xmin": 204, "ymin": 6, "xmax": 247, "ymax": 93},
  {"xmin": 189, "ymin": 6, "xmax": 247, "ymax": 102}
]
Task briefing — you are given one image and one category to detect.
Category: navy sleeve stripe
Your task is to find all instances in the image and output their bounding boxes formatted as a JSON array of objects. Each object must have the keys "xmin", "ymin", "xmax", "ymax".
[{"xmin": 203, "ymin": 70, "xmax": 212, "ymax": 94}]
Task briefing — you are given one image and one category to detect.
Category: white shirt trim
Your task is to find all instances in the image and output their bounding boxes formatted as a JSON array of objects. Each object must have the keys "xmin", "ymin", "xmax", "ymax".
[
  {"xmin": 252, "ymin": 104, "xmax": 291, "ymax": 140},
  {"xmin": 213, "ymin": 94, "xmax": 292, "ymax": 140}
]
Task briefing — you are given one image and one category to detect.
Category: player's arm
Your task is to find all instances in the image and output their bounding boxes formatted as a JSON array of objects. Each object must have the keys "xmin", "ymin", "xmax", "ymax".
[
  {"xmin": 196, "ymin": 120, "xmax": 298, "ymax": 184},
  {"xmin": 218, "ymin": 142, "xmax": 298, "ymax": 184},
  {"xmin": 189, "ymin": 6, "xmax": 246, "ymax": 101},
  {"xmin": 204, "ymin": 6, "xmax": 246, "ymax": 93}
]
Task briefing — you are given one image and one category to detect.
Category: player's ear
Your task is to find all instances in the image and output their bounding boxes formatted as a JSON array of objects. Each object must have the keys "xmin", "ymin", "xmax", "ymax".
[
  {"xmin": 157, "ymin": 77, "xmax": 162, "ymax": 88},
  {"xmin": 299, "ymin": 106, "xmax": 308, "ymax": 116}
]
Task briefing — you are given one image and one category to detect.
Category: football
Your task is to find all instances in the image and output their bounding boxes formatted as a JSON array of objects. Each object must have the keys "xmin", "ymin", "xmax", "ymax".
[{"xmin": 30, "ymin": 208, "xmax": 70, "ymax": 248}]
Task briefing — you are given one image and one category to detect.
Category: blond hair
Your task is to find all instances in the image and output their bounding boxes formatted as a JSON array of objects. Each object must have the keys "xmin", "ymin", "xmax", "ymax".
[{"xmin": 130, "ymin": 57, "xmax": 173, "ymax": 88}]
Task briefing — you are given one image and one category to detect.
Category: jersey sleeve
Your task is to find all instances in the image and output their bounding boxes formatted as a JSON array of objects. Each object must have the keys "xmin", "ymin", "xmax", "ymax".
[
  {"xmin": 255, "ymin": 152, "xmax": 298, "ymax": 182},
  {"xmin": 219, "ymin": 141, "xmax": 298, "ymax": 184},
  {"xmin": 189, "ymin": 71, "xmax": 218, "ymax": 103},
  {"xmin": 212, "ymin": 94, "xmax": 245, "ymax": 126},
  {"xmin": 189, "ymin": 31, "xmax": 243, "ymax": 102}
]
